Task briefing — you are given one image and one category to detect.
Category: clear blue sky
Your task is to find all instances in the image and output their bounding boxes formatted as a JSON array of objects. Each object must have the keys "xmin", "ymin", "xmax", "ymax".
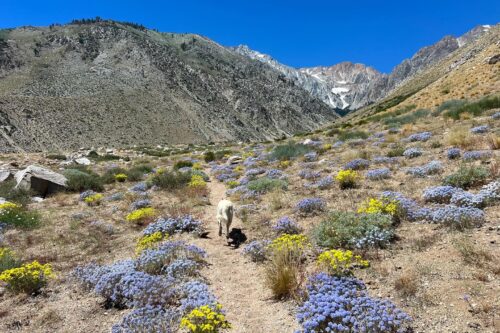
[{"xmin": 1, "ymin": 0, "xmax": 498, "ymax": 73}]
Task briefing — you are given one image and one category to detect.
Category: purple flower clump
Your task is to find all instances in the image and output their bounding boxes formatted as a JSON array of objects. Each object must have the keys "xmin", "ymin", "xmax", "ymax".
[
  {"xmin": 447, "ymin": 148, "xmax": 461, "ymax": 159},
  {"xmin": 296, "ymin": 198, "xmax": 326, "ymax": 214},
  {"xmin": 366, "ymin": 168, "xmax": 391, "ymax": 180},
  {"xmin": 470, "ymin": 125, "xmax": 489, "ymax": 134},
  {"xmin": 242, "ymin": 240, "xmax": 271, "ymax": 262},
  {"xmin": 296, "ymin": 273, "xmax": 411, "ymax": 333},
  {"xmin": 407, "ymin": 131, "xmax": 432, "ymax": 142},
  {"xmin": 273, "ymin": 216, "xmax": 302, "ymax": 235},
  {"xmin": 343, "ymin": 158, "xmax": 370, "ymax": 170},
  {"xmin": 403, "ymin": 147, "xmax": 423, "ymax": 159},
  {"xmin": 422, "ymin": 185, "xmax": 460, "ymax": 204},
  {"xmin": 462, "ymin": 150, "xmax": 492, "ymax": 161}
]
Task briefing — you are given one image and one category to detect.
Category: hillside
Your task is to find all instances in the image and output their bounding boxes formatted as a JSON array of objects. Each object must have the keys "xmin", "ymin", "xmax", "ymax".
[{"xmin": 0, "ymin": 20, "xmax": 338, "ymax": 153}]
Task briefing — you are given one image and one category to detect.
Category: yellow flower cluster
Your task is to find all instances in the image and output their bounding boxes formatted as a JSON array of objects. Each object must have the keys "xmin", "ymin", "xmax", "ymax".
[
  {"xmin": 84, "ymin": 193, "xmax": 104, "ymax": 206},
  {"xmin": 270, "ymin": 234, "xmax": 310, "ymax": 256},
  {"xmin": 192, "ymin": 162, "xmax": 203, "ymax": 170},
  {"xmin": 322, "ymin": 143, "xmax": 332, "ymax": 150},
  {"xmin": 242, "ymin": 151, "xmax": 255, "ymax": 159},
  {"xmin": 180, "ymin": 304, "xmax": 231, "ymax": 333},
  {"xmin": 335, "ymin": 169, "xmax": 360, "ymax": 189},
  {"xmin": 114, "ymin": 173, "xmax": 128, "ymax": 182},
  {"xmin": 0, "ymin": 260, "xmax": 54, "ymax": 294},
  {"xmin": 226, "ymin": 180, "xmax": 239, "ymax": 189},
  {"xmin": 135, "ymin": 231, "xmax": 168, "ymax": 255},
  {"xmin": 156, "ymin": 167, "xmax": 166, "ymax": 175},
  {"xmin": 357, "ymin": 198, "xmax": 399, "ymax": 216},
  {"xmin": 0, "ymin": 202, "xmax": 21, "ymax": 211},
  {"xmin": 126, "ymin": 207, "xmax": 157, "ymax": 224},
  {"xmin": 0, "ymin": 247, "xmax": 17, "ymax": 264},
  {"xmin": 317, "ymin": 249, "xmax": 369, "ymax": 276},
  {"xmin": 233, "ymin": 165, "xmax": 244, "ymax": 173},
  {"xmin": 189, "ymin": 174, "xmax": 207, "ymax": 188},
  {"xmin": 278, "ymin": 160, "xmax": 291, "ymax": 169}
]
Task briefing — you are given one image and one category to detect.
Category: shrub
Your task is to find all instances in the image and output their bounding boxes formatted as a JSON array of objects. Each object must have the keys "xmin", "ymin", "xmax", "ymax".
[
  {"xmin": 462, "ymin": 150, "xmax": 492, "ymax": 161},
  {"xmin": 366, "ymin": 168, "xmax": 391, "ymax": 180},
  {"xmin": 0, "ymin": 202, "xmax": 41, "ymax": 229},
  {"xmin": 135, "ymin": 231, "xmax": 168, "ymax": 255},
  {"xmin": 296, "ymin": 198, "xmax": 326, "ymax": 214},
  {"xmin": 180, "ymin": 304, "xmax": 231, "ymax": 333},
  {"xmin": 151, "ymin": 171, "xmax": 191, "ymax": 190},
  {"xmin": 0, "ymin": 260, "xmax": 54, "ymax": 294},
  {"xmin": 430, "ymin": 205, "xmax": 485, "ymax": 230},
  {"xmin": 422, "ymin": 186, "xmax": 459, "ymax": 204},
  {"xmin": 0, "ymin": 180, "xmax": 33, "ymax": 206},
  {"xmin": 443, "ymin": 164, "xmax": 489, "ymax": 189},
  {"xmin": 335, "ymin": 169, "xmax": 360, "ymax": 189},
  {"xmin": 100, "ymin": 167, "xmax": 127, "ymax": 184},
  {"xmin": 270, "ymin": 142, "xmax": 311, "ymax": 161},
  {"xmin": 357, "ymin": 198, "xmax": 399, "ymax": 217},
  {"xmin": 269, "ymin": 234, "xmax": 310, "ymax": 258},
  {"xmin": 298, "ymin": 169, "xmax": 321, "ymax": 180},
  {"xmin": 313, "ymin": 211, "xmax": 393, "ymax": 249},
  {"xmin": 447, "ymin": 148, "xmax": 461, "ymax": 159},
  {"xmin": 442, "ymin": 95, "xmax": 500, "ymax": 119},
  {"xmin": 264, "ymin": 248, "xmax": 302, "ymax": 299},
  {"xmin": 386, "ymin": 145, "xmax": 405, "ymax": 157},
  {"xmin": 143, "ymin": 216, "xmax": 204, "ymax": 237},
  {"xmin": 242, "ymin": 240, "xmax": 270, "ymax": 262},
  {"xmin": 343, "ymin": 158, "xmax": 370, "ymax": 170},
  {"xmin": 296, "ymin": 273, "xmax": 412, "ymax": 333},
  {"xmin": 174, "ymin": 160, "xmax": 193, "ymax": 170},
  {"xmin": 84, "ymin": 193, "xmax": 104, "ymax": 206},
  {"xmin": 316, "ymin": 249, "xmax": 369, "ymax": 276},
  {"xmin": 407, "ymin": 131, "xmax": 432, "ymax": 142},
  {"xmin": 338, "ymin": 130, "xmax": 368, "ymax": 141},
  {"xmin": 64, "ymin": 168, "xmax": 104, "ymax": 192},
  {"xmin": 112, "ymin": 307, "xmax": 180, "ymax": 333},
  {"xmin": 470, "ymin": 125, "xmax": 489, "ymax": 134},
  {"xmin": 246, "ymin": 177, "xmax": 287, "ymax": 193},
  {"xmin": 403, "ymin": 147, "xmax": 423, "ymax": 158},
  {"xmin": 115, "ymin": 173, "xmax": 128, "ymax": 182},
  {"xmin": 273, "ymin": 216, "xmax": 302, "ymax": 235},
  {"xmin": 126, "ymin": 208, "xmax": 157, "ymax": 225},
  {"xmin": 406, "ymin": 161, "xmax": 443, "ymax": 177},
  {"xmin": 188, "ymin": 174, "xmax": 207, "ymax": 188},
  {"xmin": 204, "ymin": 151, "xmax": 216, "ymax": 162},
  {"xmin": 0, "ymin": 247, "xmax": 20, "ymax": 273},
  {"xmin": 46, "ymin": 153, "xmax": 67, "ymax": 160}
]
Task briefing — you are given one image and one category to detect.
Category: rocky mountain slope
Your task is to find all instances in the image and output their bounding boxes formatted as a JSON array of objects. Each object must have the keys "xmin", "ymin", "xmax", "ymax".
[
  {"xmin": 234, "ymin": 25, "xmax": 495, "ymax": 111},
  {"xmin": 0, "ymin": 20, "xmax": 338, "ymax": 153}
]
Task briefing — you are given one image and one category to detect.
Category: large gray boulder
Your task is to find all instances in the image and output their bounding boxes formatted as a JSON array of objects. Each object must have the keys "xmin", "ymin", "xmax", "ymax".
[
  {"xmin": 0, "ymin": 170, "xmax": 12, "ymax": 182},
  {"xmin": 14, "ymin": 165, "xmax": 67, "ymax": 196}
]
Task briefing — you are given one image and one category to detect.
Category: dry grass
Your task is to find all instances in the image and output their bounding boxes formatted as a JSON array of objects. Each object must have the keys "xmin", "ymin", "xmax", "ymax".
[
  {"xmin": 453, "ymin": 236, "xmax": 499, "ymax": 274},
  {"xmin": 264, "ymin": 250, "xmax": 304, "ymax": 300},
  {"xmin": 394, "ymin": 270, "xmax": 420, "ymax": 298},
  {"xmin": 445, "ymin": 126, "xmax": 477, "ymax": 148}
]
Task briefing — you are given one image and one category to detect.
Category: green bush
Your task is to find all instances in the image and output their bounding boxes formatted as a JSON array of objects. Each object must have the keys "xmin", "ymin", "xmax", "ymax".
[
  {"xmin": 384, "ymin": 108, "xmax": 430, "ymax": 127},
  {"xmin": 151, "ymin": 171, "xmax": 191, "ymax": 190},
  {"xmin": 204, "ymin": 151, "xmax": 216, "ymax": 162},
  {"xmin": 247, "ymin": 178, "xmax": 288, "ymax": 193},
  {"xmin": 443, "ymin": 164, "xmax": 490, "ymax": 189},
  {"xmin": 338, "ymin": 130, "xmax": 368, "ymax": 141},
  {"xmin": 100, "ymin": 167, "xmax": 127, "ymax": 184},
  {"xmin": 386, "ymin": 145, "xmax": 405, "ymax": 157},
  {"xmin": 0, "ymin": 180, "xmax": 34, "ymax": 206},
  {"xmin": 312, "ymin": 211, "xmax": 393, "ymax": 249},
  {"xmin": 0, "ymin": 203, "xmax": 41, "ymax": 229},
  {"xmin": 441, "ymin": 95, "xmax": 500, "ymax": 119},
  {"xmin": 64, "ymin": 169, "xmax": 104, "ymax": 192},
  {"xmin": 0, "ymin": 248, "xmax": 20, "ymax": 273},
  {"xmin": 46, "ymin": 153, "xmax": 67, "ymax": 160},
  {"xmin": 173, "ymin": 160, "xmax": 193, "ymax": 170},
  {"xmin": 270, "ymin": 142, "xmax": 311, "ymax": 161},
  {"xmin": 87, "ymin": 151, "xmax": 121, "ymax": 162}
]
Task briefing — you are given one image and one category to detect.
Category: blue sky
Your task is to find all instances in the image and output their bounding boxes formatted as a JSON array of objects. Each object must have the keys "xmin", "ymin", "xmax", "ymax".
[{"xmin": 1, "ymin": 0, "xmax": 498, "ymax": 73}]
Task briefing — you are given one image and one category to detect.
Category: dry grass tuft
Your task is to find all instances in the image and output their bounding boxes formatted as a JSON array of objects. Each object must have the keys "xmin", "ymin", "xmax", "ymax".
[
  {"xmin": 264, "ymin": 250, "xmax": 304, "ymax": 300},
  {"xmin": 394, "ymin": 270, "xmax": 420, "ymax": 298}
]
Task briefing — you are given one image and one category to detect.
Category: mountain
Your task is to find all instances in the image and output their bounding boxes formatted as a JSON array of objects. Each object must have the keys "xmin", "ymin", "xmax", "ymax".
[
  {"xmin": 234, "ymin": 25, "xmax": 494, "ymax": 112},
  {"xmin": 344, "ymin": 24, "xmax": 500, "ymax": 123},
  {"xmin": 0, "ymin": 19, "xmax": 338, "ymax": 152}
]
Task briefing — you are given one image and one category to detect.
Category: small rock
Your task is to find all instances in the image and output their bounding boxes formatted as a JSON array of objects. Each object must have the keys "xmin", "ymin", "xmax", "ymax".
[{"xmin": 75, "ymin": 157, "xmax": 91, "ymax": 166}]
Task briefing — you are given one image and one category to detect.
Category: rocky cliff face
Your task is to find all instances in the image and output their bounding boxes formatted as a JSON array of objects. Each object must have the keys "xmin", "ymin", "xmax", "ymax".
[
  {"xmin": 234, "ymin": 25, "xmax": 493, "ymax": 112},
  {"xmin": 0, "ymin": 21, "xmax": 338, "ymax": 152}
]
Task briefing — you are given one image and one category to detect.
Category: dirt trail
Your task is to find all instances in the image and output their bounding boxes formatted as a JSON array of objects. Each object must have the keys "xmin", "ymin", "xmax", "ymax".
[{"xmin": 190, "ymin": 173, "xmax": 298, "ymax": 333}]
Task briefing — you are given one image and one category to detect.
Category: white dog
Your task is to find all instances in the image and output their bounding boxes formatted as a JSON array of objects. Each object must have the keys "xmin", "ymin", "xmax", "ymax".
[{"xmin": 216, "ymin": 199, "xmax": 234, "ymax": 239}]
